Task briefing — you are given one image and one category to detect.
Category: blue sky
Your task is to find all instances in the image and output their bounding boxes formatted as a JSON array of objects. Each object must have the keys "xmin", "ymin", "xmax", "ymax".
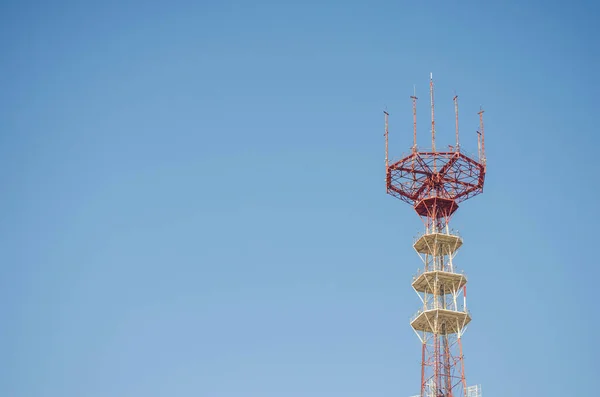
[{"xmin": 1, "ymin": 0, "xmax": 598, "ymax": 396}]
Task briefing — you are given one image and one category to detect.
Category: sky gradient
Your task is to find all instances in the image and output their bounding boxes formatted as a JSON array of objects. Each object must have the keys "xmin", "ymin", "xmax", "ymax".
[{"xmin": 1, "ymin": 0, "xmax": 598, "ymax": 396}]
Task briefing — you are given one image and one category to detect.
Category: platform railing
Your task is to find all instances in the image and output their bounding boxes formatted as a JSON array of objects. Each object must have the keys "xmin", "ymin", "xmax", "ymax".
[
  {"xmin": 411, "ymin": 266, "xmax": 466, "ymax": 280},
  {"xmin": 388, "ymin": 146, "xmax": 482, "ymax": 166},
  {"xmin": 410, "ymin": 306, "xmax": 471, "ymax": 323},
  {"xmin": 413, "ymin": 228, "xmax": 463, "ymax": 244}
]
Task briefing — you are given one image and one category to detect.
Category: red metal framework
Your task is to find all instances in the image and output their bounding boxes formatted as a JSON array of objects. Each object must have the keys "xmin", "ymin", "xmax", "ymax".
[{"xmin": 384, "ymin": 75, "xmax": 486, "ymax": 397}]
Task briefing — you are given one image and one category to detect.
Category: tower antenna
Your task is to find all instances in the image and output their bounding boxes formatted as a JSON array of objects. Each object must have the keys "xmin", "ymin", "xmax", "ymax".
[
  {"xmin": 411, "ymin": 88, "xmax": 418, "ymax": 153},
  {"xmin": 453, "ymin": 93, "xmax": 460, "ymax": 152},
  {"xmin": 429, "ymin": 73, "xmax": 436, "ymax": 153},
  {"xmin": 478, "ymin": 108, "xmax": 486, "ymax": 167},
  {"xmin": 477, "ymin": 131, "xmax": 482, "ymax": 162},
  {"xmin": 384, "ymin": 109, "xmax": 389, "ymax": 170}
]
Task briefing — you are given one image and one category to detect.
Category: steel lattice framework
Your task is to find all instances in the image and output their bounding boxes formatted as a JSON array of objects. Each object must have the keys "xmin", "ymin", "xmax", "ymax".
[
  {"xmin": 384, "ymin": 75, "xmax": 486, "ymax": 397},
  {"xmin": 410, "ymin": 381, "xmax": 482, "ymax": 397}
]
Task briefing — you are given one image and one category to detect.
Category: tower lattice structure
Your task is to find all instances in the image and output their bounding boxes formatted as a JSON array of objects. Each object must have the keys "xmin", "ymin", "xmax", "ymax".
[{"xmin": 384, "ymin": 75, "xmax": 486, "ymax": 397}]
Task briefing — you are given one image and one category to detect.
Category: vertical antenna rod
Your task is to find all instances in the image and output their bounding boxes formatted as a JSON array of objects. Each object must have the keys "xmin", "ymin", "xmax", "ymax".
[
  {"xmin": 453, "ymin": 95, "xmax": 460, "ymax": 152},
  {"xmin": 384, "ymin": 110, "xmax": 389, "ymax": 170},
  {"xmin": 478, "ymin": 108, "xmax": 485, "ymax": 165},
  {"xmin": 411, "ymin": 89, "xmax": 418, "ymax": 153},
  {"xmin": 477, "ymin": 131, "xmax": 482, "ymax": 162},
  {"xmin": 430, "ymin": 73, "xmax": 436, "ymax": 152}
]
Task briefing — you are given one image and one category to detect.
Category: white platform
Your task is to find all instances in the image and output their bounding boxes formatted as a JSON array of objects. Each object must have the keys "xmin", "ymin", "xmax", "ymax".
[
  {"xmin": 412, "ymin": 270, "xmax": 467, "ymax": 294},
  {"xmin": 414, "ymin": 233, "xmax": 462, "ymax": 255},
  {"xmin": 411, "ymin": 308, "xmax": 471, "ymax": 334}
]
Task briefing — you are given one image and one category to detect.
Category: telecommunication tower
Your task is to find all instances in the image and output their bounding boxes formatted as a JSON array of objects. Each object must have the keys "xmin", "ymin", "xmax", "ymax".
[{"xmin": 384, "ymin": 74, "xmax": 486, "ymax": 397}]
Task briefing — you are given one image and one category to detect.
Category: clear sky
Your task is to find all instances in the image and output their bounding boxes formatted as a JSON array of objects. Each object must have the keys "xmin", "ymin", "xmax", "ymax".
[{"xmin": 1, "ymin": 0, "xmax": 598, "ymax": 396}]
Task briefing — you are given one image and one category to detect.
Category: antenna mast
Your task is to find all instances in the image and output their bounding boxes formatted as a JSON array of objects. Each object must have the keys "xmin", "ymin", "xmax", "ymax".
[
  {"xmin": 384, "ymin": 74, "xmax": 487, "ymax": 397},
  {"xmin": 411, "ymin": 90, "xmax": 418, "ymax": 153},
  {"xmin": 384, "ymin": 110, "xmax": 389, "ymax": 170},
  {"xmin": 453, "ymin": 95, "xmax": 460, "ymax": 152},
  {"xmin": 429, "ymin": 73, "xmax": 437, "ymax": 172},
  {"xmin": 478, "ymin": 108, "xmax": 486, "ymax": 166},
  {"xmin": 429, "ymin": 73, "xmax": 436, "ymax": 153}
]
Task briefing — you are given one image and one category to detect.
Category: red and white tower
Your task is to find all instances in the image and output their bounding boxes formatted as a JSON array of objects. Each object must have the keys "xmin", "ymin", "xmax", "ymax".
[{"xmin": 384, "ymin": 75, "xmax": 486, "ymax": 397}]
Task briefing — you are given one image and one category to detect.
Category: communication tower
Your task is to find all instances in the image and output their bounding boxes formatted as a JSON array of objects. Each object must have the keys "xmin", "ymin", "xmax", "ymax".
[{"xmin": 384, "ymin": 74, "xmax": 486, "ymax": 397}]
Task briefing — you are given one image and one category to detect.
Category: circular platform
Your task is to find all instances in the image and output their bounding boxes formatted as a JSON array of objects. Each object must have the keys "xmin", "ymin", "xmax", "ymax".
[{"xmin": 386, "ymin": 151, "xmax": 485, "ymax": 216}]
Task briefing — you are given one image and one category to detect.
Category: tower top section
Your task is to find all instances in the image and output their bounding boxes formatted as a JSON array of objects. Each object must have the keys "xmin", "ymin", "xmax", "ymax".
[{"xmin": 384, "ymin": 75, "xmax": 487, "ymax": 220}]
